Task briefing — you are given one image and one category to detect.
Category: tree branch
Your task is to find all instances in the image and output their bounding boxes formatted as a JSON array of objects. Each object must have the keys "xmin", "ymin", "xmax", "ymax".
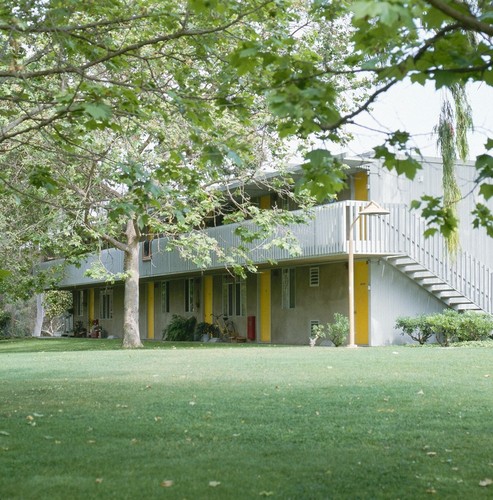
[
  {"xmin": 0, "ymin": 2, "xmax": 273, "ymax": 80},
  {"xmin": 426, "ymin": 0, "xmax": 493, "ymax": 36}
]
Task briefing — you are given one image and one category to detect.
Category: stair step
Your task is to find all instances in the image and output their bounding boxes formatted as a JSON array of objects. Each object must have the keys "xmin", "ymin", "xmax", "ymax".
[
  {"xmin": 409, "ymin": 271, "xmax": 436, "ymax": 279},
  {"xmin": 394, "ymin": 259, "xmax": 419, "ymax": 267},
  {"xmin": 425, "ymin": 283, "xmax": 452, "ymax": 291},
  {"xmin": 455, "ymin": 304, "xmax": 482, "ymax": 311},
  {"xmin": 444, "ymin": 297, "xmax": 471, "ymax": 305},
  {"xmin": 416, "ymin": 277, "xmax": 443, "ymax": 285},
  {"xmin": 436, "ymin": 290, "xmax": 462, "ymax": 298},
  {"xmin": 389, "ymin": 257, "xmax": 417, "ymax": 266},
  {"xmin": 399, "ymin": 265, "xmax": 426, "ymax": 273}
]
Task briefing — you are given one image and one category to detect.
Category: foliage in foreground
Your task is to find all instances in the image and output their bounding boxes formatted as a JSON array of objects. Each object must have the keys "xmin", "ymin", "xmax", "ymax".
[{"xmin": 396, "ymin": 310, "xmax": 493, "ymax": 346}]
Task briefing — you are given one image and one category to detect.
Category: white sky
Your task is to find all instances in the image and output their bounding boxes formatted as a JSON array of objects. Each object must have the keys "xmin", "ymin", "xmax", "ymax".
[{"xmin": 339, "ymin": 80, "xmax": 493, "ymax": 160}]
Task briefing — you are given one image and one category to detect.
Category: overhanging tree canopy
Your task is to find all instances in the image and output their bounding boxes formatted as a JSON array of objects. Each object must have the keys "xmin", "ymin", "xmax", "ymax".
[
  {"xmin": 2, "ymin": 0, "xmax": 492, "ymax": 346},
  {"xmin": 0, "ymin": 1, "xmax": 356, "ymax": 346}
]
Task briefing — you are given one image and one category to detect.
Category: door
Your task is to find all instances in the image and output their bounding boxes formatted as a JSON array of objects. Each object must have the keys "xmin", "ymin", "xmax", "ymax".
[{"xmin": 354, "ymin": 261, "xmax": 369, "ymax": 345}]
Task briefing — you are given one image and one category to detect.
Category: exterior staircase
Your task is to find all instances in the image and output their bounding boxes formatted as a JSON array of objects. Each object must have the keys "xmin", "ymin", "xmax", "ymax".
[{"xmin": 386, "ymin": 255, "xmax": 484, "ymax": 312}]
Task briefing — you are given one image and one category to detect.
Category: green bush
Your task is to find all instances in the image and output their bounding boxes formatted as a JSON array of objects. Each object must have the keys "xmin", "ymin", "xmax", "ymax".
[
  {"xmin": 163, "ymin": 315, "xmax": 197, "ymax": 341},
  {"xmin": 396, "ymin": 310, "xmax": 493, "ymax": 346},
  {"xmin": 194, "ymin": 322, "xmax": 218, "ymax": 341},
  {"xmin": 456, "ymin": 312, "xmax": 493, "ymax": 342},
  {"xmin": 395, "ymin": 316, "xmax": 434, "ymax": 345},
  {"xmin": 427, "ymin": 310, "xmax": 460, "ymax": 346},
  {"xmin": 311, "ymin": 313, "xmax": 349, "ymax": 347}
]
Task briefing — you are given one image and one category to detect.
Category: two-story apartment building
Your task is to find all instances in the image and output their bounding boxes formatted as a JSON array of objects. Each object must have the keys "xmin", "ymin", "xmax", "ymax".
[{"xmin": 49, "ymin": 155, "xmax": 493, "ymax": 345}]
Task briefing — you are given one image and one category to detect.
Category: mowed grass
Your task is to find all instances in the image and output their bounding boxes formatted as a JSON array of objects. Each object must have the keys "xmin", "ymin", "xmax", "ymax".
[{"xmin": 1, "ymin": 339, "xmax": 493, "ymax": 499}]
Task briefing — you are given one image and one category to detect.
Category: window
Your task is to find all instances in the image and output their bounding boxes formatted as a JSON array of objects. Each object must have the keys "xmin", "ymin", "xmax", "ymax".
[
  {"xmin": 142, "ymin": 239, "xmax": 152, "ymax": 260},
  {"xmin": 222, "ymin": 277, "xmax": 246, "ymax": 317},
  {"xmin": 161, "ymin": 281, "xmax": 170, "ymax": 313},
  {"xmin": 282, "ymin": 268, "xmax": 296, "ymax": 309},
  {"xmin": 185, "ymin": 279, "xmax": 194, "ymax": 313},
  {"xmin": 309, "ymin": 267, "xmax": 320, "ymax": 287},
  {"xmin": 100, "ymin": 290, "xmax": 113, "ymax": 320},
  {"xmin": 76, "ymin": 290, "xmax": 85, "ymax": 317}
]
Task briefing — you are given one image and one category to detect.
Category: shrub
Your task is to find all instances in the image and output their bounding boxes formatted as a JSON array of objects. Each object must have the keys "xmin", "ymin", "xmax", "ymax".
[
  {"xmin": 163, "ymin": 315, "xmax": 197, "ymax": 341},
  {"xmin": 194, "ymin": 322, "xmax": 218, "ymax": 341},
  {"xmin": 396, "ymin": 310, "xmax": 493, "ymax": 346},
  {"xmin": 395, "ymin": 315, "xmax": 434, "ymax": 345},
  {"xmin": 427, "ymin": 310, "xmax": 460, "ymax": 346},
  {"xmin": 310, "ymin": 313, "xmax": 349, "ymax": 347},
  {"xmin": 456, "ymin": 312, "xmax": 493, "ymax": 342}
]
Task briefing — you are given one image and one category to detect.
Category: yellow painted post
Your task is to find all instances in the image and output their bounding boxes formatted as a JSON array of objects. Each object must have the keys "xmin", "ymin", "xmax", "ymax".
[
  {"xmin": 259, "ymin": 195, "xmax": 271, "ymax": 209},
  {"xmin": 259, "ymin": 271, "xmax": 271, "ymax": 343},
  {"xmin": 353, "ymin": 171, "xmax": 368, "ymax": 201},
  {"xmin": 203, "ymin": 275, "xmax": 213, "ymax": 323},
  {"xmin": 88, "ymin": 288, "xmax": 95, "ymax": 324},
  {"xmin": 354, "ymin": 261, "xmax": 369, "ymax": 345},
  {"xmin": 353, "ymin": 172, "xmax": 369, "ymax": 345},
  {"xmin": 147, "ymin": 282, "xmax": 155, "ymax": 339}
]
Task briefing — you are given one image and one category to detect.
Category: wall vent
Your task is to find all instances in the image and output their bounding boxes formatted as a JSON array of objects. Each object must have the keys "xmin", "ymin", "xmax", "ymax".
[{"xmin": 309, "ymin": 267, "xmax": 320, "ymax": 287}]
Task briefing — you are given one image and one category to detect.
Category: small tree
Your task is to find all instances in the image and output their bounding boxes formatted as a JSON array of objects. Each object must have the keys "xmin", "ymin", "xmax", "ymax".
[
  {"xmin": 395, "ymin": 316, "xmax": 434, "ymax": 345},
  {"xmin": 310, "ymin": 313, "xmax": 349, "ymax": 347},
  {"xmin": 42, "ymin": 291, "xmax": 73, "ymax": 336}
]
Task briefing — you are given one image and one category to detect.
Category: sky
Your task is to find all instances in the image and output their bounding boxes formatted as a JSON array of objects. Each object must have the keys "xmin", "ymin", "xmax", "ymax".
[{"xmin": 339, "ymin": 80, "xmax": 493, "ymax": 161}]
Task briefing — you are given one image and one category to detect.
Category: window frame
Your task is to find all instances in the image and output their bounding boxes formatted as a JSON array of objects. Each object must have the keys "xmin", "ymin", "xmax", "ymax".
[
  {"xmin": 281, "ymin": 268, "xmax": 296, "ymax": 309},
  {"xmin": 142, "ymin": 239, "xmax": 152, "ymax": 261},
  {"xmin": 222, "ymin": 276, "xmax": 246, "ymax": 317},
  {"xmin": 184, "ymin": 278, "xmax": 194, "ymax": 313},
  {"xmin": 76, "ymin": 290, "xmax": 85, "ymax": 317},
  {"xmin": 99, "ymin": 289, "xmax": 113, "ymax": 320},
  {"xmin": 161, "ymin": 281, "xmax": 170, "ymax": 313}
]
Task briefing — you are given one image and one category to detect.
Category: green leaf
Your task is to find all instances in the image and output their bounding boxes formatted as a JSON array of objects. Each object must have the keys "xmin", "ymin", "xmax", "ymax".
[
  {"xmin": 409, "ymin": 72, "xmax": 428, "ymax": 85},
  {"xmin": 0, "ymin": 269, "xmax": 12, "ymax": 281},
  {"xmin": 479, "ymin": 184, "xmax": 493, "ymax": 200},
  {"xmin": 423, "ymin": 228, "xmax": 438, "ymax": 238},
  {"xmin": 29, "ymin": 167, "xmax": 59, "ymax": 194},
  {"xmin": 475, "ymin": 154, "xmax": 493, "ymax": 181},
  {"xmin": 373, "ymin": 133, "xmax": 422, "ymax": 179},
  {"xmin": 81, "ymin": 102, "xmax": 112, "ymax": 121}
]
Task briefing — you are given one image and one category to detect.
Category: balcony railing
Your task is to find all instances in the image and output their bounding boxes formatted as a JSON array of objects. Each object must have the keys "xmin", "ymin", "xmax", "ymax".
[{"xmin": 42, "ymin": 200, "xmax": 493, "ymax": 313}]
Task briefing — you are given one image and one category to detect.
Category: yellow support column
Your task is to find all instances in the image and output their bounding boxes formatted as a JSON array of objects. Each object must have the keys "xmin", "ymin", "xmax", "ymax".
[
  {"xmin": 353, "ymin": 172, "xmax": 369, "ymax": 345},
  {"xmin": 88, "ymin": 288, "xmax": 95, "ymax": 324},
  {"xmin": 259, "ymin": 195, "xmax": 271, "ymax": 209},
  {"xmin": 147, "ymin": 282, "xmax": 155, "ymax": 339},
  {"xmin": 259, "ymin": 271, "xmax": 271, "ymax": 343},
  {"xmin": 353, "ymin": 171, "xmax": 368, "ymax": 201},
  {"xmin": 354, "ymin": 261, "xmax": 369, "ymax": 345},
  {"xmin": 203, "ymin": 275, "xmax": 213, "ymax": 323}
]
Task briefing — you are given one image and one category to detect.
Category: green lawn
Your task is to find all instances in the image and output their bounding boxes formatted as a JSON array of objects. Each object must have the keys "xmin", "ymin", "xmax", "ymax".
[{"xmin": 1, "ymin": 339, "xmax": 493, "ymax": 499}]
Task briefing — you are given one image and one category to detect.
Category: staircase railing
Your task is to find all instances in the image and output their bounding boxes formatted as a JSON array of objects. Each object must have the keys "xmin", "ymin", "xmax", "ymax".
[{"xmin": 382, "ymin": 203, "xmax": 493, "ymax": 314}]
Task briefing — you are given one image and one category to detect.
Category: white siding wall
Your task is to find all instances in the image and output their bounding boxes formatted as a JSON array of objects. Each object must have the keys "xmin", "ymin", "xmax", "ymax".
[{"xmin": 370, "ymin": 260, "xmax": 448, "ymax": 346}]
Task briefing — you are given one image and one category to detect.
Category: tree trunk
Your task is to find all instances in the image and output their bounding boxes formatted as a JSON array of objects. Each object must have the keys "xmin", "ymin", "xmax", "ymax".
[
  {"xmin": 33, "ymin": 293, "xmax": 44, "ymax": 337},
  {"xmin": 122, "ymin": 220, "xmax": 143, "ymax": 348}
]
